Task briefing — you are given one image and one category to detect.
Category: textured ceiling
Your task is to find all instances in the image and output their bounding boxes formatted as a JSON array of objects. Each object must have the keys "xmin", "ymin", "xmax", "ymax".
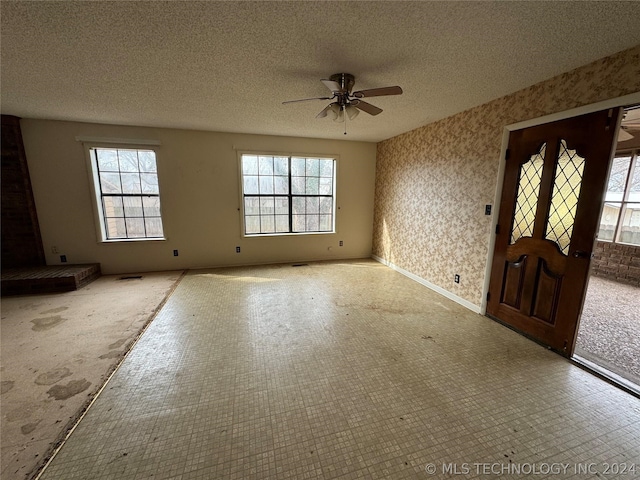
[{"xmin": 2, "ymin": 1, "xmax": 640, "ymax": 143}]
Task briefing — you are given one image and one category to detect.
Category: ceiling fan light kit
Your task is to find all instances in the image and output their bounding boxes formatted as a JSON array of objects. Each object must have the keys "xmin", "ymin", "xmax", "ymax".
[{"xmin": 283, "ymin": 73, "xmax": 403, "ymax": 134}]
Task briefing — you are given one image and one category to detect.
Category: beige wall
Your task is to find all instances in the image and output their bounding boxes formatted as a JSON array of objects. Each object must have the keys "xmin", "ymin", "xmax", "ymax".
[
  {"xmin": 373, "ymin": 45, "xmax": 640, "ymax": 308},
  {"xmin": 21, "ymin": 120, "xmax": 377, "ymax": 274}
]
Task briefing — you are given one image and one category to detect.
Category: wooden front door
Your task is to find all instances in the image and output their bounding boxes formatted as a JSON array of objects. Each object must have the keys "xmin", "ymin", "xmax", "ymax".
[{"xmin": 487, "ymin": 109, "xmax": 621, "ymax": 356}]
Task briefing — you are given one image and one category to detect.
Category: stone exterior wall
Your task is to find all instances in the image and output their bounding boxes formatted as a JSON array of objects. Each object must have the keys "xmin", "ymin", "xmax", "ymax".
[{"xmin": 591, "ymin": 241, "xmax": 640, "ymax": 287}]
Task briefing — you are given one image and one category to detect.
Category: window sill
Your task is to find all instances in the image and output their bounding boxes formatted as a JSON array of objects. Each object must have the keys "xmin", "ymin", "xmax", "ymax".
[
  {"xmin": 100, "ymin": 238, "xmax": 166, "ymax": 244},
  {"xmin": 243, "ymin": 231, "xmax": 335, "ymax": 238}
]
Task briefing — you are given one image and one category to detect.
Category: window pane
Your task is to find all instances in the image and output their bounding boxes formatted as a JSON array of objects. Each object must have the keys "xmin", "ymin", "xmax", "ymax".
[
  {"xmin": 306, "ymin": 215, "xmax": 319, "ymax": 231},
  {"xmin": 121, "ymin": 173, "xmax": 142, "ymax": 194},
  {"xmin": 306, "ymin": 197, "xmax": 319, "ymax": 214},
  {"xmin": 291, "ymin": 157, "xmax": 305, "ymax": 176},
  {"xmin": 630, "ymin": 161, "xmax": 640, "ymax": 202},
  {"xmin": 319, "ymin": 159, "xmax": 333, "ymax": 177},
  {"xmin": 97, "ymin": 149, "xmax": 119, "ymax": 171},
  {"xmin": 319, "ymin": 177, "xmax": 332, "ymax": 195},
  {"xmin": 319, "ymin": 197, "xmax": 332, "ymax": 214},
  {"xmin": 123, "ymin": 197, "xmax": 143, "ymax": 217},
  {"xmin": 291, "ymin": 177, "xmax": 305, "ymax": 195},
  {"xmin": 125, "ymin": 218, "xmax": 146, "ymax": 238},
  {"xmin": 259, "ymin": 156, "xmax": 273, "ymax": 175},
  {"xmin": 245, "ymin": 216, "xmax": 260, "ymax": 234},
  {"xmin": 275, "ymin": 197, "xmax": 288, "ymax": 214},
  {"xmin": 292, "ymin": 196, "xmax": 305, "ymax": 214},
  {"xmin": 292, "ymin": 214, "xmax": 305, "ymax": 232},
  {"xmin": 144, "ymin": 217, "xmax": 164, "ymax": 237},
  {"xmin": 243, "ymin": 155, "xmax": 258, "ymax": 175},
  {"xmin": 103, "ymin": 196, "xmax": 124, "ymax": 217},
  {"xmin": 275, "ymin": 176, "xmax": 289, "ymax": 194},
  {"xmin": 605, "ymin": 156, "xmax": 631, "ymax": 202},
  {"xmin": 94, "ymin": 147, "xmax": 164, "ymax": 241},
  {"xmin": 140, "ymin": 173, "xmax": 159, "ymax": 194},
  {"xmin": 320, "ymin": 215, "xmax": 332, "ymax": 231},
  {"xmin": 241, "ymin": 155, "xmax": 335, "ymax": 236},
  {"xmin": 275, "ymin": 215, "xmax": 289, "ymax": 232},
  {"xmin": 118, "ymin": 150, "xmax": 139, "ymax": 172},
  {"xmin": 100, "ymin": 172, "xmax": 122, "ymax": 194},
  {"xmin": 260, "ymin": 197, "xmax": 275, "ymax": 215},
  {"xmin": 245, "ymin": 197, "xmax": 260, "ymax": 215},
  {"xmin": 619, "ymin": 203, "xmax": 640, "ymax": 245},
  {"xmin": 138, "ymin": 151, "xmax": 157, "ymax": 172},
  {"xmin": 598, "ymin": 203, "xmax": 620, "ymax": 241},
  {"xmin": 274, "ymin": 157, "xmax": 288, "ymax": 176},
  {"xmin": 105, "ymin": 217, "xmax": 126, "ymax": 239},
  {"xmin": 244, "ymin": 176, "xmax": 259, "ymax": 194},
  {"xmin": 306, "ymin": 176, "xmax": 319, "ymax": 195},
  {"xmin": 142, "ymin": 196, "xmax": 161, "ymax": 217},
  {"xmin": 259, "ymin": 175, "xmax": 274, "ymax": 194},
  {"xmin": 306, "ymin": 158, "xmax": 319, "ymax": 176},
  {"xmin": 261, "ymin": 215, "xmax": 275, "ymax": 233}
]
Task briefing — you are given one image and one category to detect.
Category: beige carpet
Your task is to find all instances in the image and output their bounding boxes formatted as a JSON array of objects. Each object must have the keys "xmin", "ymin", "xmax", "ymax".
[{"xmin": 1, "ymin": 270, "xmax": 184, "ymax": 480}]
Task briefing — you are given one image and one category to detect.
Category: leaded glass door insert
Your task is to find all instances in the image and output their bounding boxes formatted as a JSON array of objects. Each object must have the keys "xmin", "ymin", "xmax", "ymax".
[
  {"xmin": 511, "ymin": 143, "xmax": 545, "ymax": 244},
  {"xmin": 545, "ymin": 140, "xmax": 585, "ymax": 255},
  {"xmin": 487, "ymin": 108, "xmax": 621, "ymax": 356}
]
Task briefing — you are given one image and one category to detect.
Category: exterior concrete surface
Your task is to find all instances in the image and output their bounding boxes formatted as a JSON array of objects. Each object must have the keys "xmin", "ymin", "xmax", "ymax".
[{"xmin": 575, "ymin": 276, "xmax": 640, "ymax": 388}]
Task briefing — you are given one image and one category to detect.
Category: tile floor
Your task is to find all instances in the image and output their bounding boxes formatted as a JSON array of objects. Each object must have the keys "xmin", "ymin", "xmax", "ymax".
[{"xmin": 37, "ymin": 260, "xmax": 640, "ymax": 479}]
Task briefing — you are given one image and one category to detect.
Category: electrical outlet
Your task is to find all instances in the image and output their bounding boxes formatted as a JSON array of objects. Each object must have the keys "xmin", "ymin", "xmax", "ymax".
[
  {"xmin": 236, "ymin": 246, "xmax": 241, "ymax": 253},
  {"xmin": 60, "ymin": 255, "xmax": 67, "ymax": 263},
  {"xmin": 173, "ymin": 250, "xmax": 179, "ymax": 256},
  {"xmin": 51, "ymin": 246, "xmax": 59, "ymax": 254},
  {"xmin": 339, "ymin": 240, "xmax": 344, "ymax": 246},
  {"xmin": 485, "ymin": 204, "xmax": 492, "ymax": 215},
  {"xmin": 454, "ymin": 274, "xmax": 460, "ymax": 284}
]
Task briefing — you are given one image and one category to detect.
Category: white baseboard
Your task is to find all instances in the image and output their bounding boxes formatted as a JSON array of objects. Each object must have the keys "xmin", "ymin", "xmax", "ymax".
[{"xmin": 371, "ymin": 255, "xmax": 481, "ymax": 314}]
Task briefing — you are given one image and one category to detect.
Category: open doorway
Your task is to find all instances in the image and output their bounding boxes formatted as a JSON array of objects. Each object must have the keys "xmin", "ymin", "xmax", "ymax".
[{"xmin": 574, "ymin": 105, "xmax": 640, "ymax": 394}]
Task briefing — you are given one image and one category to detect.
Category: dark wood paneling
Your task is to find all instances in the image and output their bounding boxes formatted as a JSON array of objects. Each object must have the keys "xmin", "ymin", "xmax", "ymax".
[{"xmin": 1, "ymin": 115, "xmax": 45, "ymax": 268}]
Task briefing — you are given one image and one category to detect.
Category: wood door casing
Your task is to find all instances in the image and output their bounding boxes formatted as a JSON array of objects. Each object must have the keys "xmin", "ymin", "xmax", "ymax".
[{"xmin": 487, "ymin": 109, "xmax": 621, "ymax": 356}]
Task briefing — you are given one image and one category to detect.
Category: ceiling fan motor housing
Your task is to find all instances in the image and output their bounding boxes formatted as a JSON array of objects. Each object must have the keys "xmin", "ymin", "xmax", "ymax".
[{"xmin": 330, "ymin": 73, "xmax": 355, "ymax": 94}]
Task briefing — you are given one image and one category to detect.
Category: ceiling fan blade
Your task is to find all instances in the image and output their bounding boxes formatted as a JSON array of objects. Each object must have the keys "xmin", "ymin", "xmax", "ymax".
[
  {"xmin": 282, "ymin": 96, "xmax": 332, "ymax": 104},
  {"xmin": 352, "ymin": 86, "xmax": 403, "ymax": 98},
  {"xmin": 353, "ymin": 100, "xmax": 383, "ymax": 116},
  {"xmin": 618, "ymin": 129, "xmax": 634, "ymax": 142},
  {"xmin": 316, "ymin": 104, "xmax": 332, "ymax": 119},
  {"xmin": 321, "ymin": 79, "xmax": 342, "ymax": 93}
]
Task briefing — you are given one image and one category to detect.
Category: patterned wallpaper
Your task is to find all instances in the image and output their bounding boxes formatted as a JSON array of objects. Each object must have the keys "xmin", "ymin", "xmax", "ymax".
[{"xmin": 373, "ymin": 45, "xmax": 640, "ymax": 307}]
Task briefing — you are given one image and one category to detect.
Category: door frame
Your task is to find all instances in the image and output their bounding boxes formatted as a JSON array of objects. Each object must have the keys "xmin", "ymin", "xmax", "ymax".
[{"xmin": 481, "ymin": 91, "xmax": 640, "ymax": 315}]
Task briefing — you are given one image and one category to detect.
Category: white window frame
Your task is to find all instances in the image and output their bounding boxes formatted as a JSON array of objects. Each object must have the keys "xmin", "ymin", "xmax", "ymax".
[
  {"xmin": 83, "ymin": 141, "xmax": 166, "ymax": 242},
  {"xmin": 238, "ymin": 152, "xmax": 338, "ymax": 237},
  {"xmin": 599, "ymin": 148, "xmax": 640, "ymax": 246}
]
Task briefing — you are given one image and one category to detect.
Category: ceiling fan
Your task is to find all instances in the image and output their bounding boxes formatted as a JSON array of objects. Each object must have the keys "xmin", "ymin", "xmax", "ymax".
[
  {"xmin": 618, "ymin": 106, "xmax": 640, "ymax": 142},
  {"xmin": 283, "ymin": 73, "xmax": 402, "ymax": 133}
]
